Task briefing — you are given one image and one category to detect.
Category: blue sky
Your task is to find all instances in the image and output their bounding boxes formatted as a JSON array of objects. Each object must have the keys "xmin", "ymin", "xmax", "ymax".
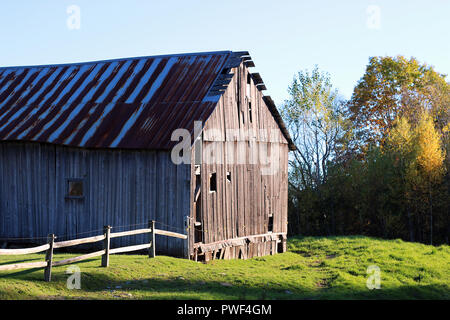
[{"xmin": 0, "ymin": 0, "xmax": 448, "ymax": 104}]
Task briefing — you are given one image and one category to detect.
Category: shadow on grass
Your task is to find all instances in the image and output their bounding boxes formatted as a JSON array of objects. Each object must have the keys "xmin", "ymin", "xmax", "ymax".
[
  {"xmin": 1, "ymin": 268, "xmax": 447, "ymax": 300},
  {"xmin": 0, "ymin": 258, "xmax": 99, "ymax": 280},
  {"xmin": 0, "ymin": 256, "xmax": 44, "ymax": 266},
  {"xmin": 0, "ymin": 267, "xmax": 45, "ymax": 279}
]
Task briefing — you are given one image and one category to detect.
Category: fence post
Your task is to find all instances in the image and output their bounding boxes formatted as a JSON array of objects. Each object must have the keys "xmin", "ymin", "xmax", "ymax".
[
  {"xmin": 184, "ymin": 216, "xmax": 190, "ymax": 260},
  {"xmin": 149, "ymin": 220, "xmax": 155, "ymax": 258},
  {"xmin": 101, "ymin": 225, "xmax": 111, "ymax": 267},
  {"xmin": 44, "ymin": 234, "xmax": 55, "ymax": 282}
]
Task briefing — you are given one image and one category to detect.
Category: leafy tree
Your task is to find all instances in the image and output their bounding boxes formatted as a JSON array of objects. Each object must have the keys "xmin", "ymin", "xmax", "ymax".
[
  {"xmin": 348, "ymin": 56, "xmax": 450, "ymax": 154},
  {"xmin": 408, "ymin": 112, "xmax": 445, "ymax": 244},
  {"xmin": 412, "ymin": 112, "xmax": 445, "ymax": 182},
  {"xmin": 385, "ymin": 116, "xmax": 416, "ymax": 240},
  {"xmin": 281, "ymin": 66, "xmax": 349, "ymax": 234},
  {"xmin": 282, "ymin": 66, "xmax": 349, "ymax": 189}
]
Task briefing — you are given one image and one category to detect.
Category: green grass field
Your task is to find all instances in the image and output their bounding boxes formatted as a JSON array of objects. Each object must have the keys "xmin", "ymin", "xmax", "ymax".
[{"xmin": 0, "ymin": 236, "xmax": 448, "ymax": 300}]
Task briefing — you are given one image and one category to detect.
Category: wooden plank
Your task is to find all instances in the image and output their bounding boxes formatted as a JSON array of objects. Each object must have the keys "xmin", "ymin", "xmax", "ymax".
[
  {"xmin": 204, "ymin": 252, "xmax": 212, "ymax": 262},
  {"xmin": 193, "ymin": 249, "xmax": 198, "ymax": 262},
  {"xmin": 194, "ymin": 232, "xmax": 285, "ymax": 251},
  {"xmin": 166, "ymin": 156, "xmax": 175, "ymax": 255},
  {"xmin": 154, "ymin": 229, "xmax": 188, "ymax": 240},
  {"xmin": 232, "ymin": 246, "xmax": 238, "ymax": 259},
  {"xmin": 219, "ymin": 247, "xmax": 225, "ymax": 259},
  {"xmin": 52, "ymin": 250, "xmax": 105, "ymax": 267},
  {"xmin": 244, "ymin": 60, "xmax": 255, "ymax": 68},
  {"xmin": 110, "ymin": 228, "xmax": 152, "ymax": 239},
  {"xmin": 223, "ymin": 246, "xmax": 230, "ymax": 260},
  {"xmin": 0, "ymin": 244, "xmax": 50, "ymax": 256},
  {"xmin": 110, "ymin": 243, "xmax": 151, "ymax": 255},
  {"xmin": 241, "ymin": 245, "xmax": 248, "ymax": 260},
  {"xmin": 0, "ymin": 260, "xmax": 48, "ymax": 271},
  {"xmin": 53, "ymin": 235, "xmax": 106, "ymax": 249},
  {"xmin": 183, "ymin": 216, "xmax": 190, "ymax": 259},
  {"xmin": 281, "ymin": 238, "xmax": 287, "ymax": 253}
]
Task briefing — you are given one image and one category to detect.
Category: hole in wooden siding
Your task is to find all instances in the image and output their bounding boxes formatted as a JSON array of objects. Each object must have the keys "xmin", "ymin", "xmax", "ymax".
[
  {"xmin": 268, "ymin": 214, "xmax": 274, "ymax": 233},
  {"xmin": 209, "ymin": 173, "xmax": 217, "ymax": 192},
  {"xmin": 226, "ymin": 171, "xmax": 231, "ymax": 183}
]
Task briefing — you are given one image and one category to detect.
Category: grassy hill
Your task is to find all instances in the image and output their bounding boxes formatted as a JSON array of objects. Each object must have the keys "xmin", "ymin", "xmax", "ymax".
[{"xmin": 0, "ymin": 236, "xmax": 448, "ymax": 300}]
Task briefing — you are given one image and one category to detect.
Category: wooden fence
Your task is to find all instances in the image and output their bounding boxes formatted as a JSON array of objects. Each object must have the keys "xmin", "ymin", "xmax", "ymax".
[{"xmin": 0, "ymin": 220, "xmax": 188, "ymax": 281}]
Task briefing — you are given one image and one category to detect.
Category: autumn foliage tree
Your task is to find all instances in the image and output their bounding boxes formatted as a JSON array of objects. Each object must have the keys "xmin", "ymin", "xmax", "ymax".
[
  {"xmin": 284, "ymin": 56, "xmax": 450, "ymax": 245},
  {"xmin": 347, "ymin": 56, "xmax": 449, "ymax": 155},
  {"xmin": 385, "ymin": 113, "xmax": 445, "ymax": 244},
  {"xmin": 408, "ymin": 112, "xmax": 445, "ymax": 244}
]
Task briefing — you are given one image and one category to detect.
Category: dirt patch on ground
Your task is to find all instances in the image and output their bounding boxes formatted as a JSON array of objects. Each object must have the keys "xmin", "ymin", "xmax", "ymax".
[
  {"xmin": 292, "ymin": 250, "xmax": 312, "ymax": 257},
  {"xmin": 315, "ymin": 279, "xmax": 330, "ymax": 288}
]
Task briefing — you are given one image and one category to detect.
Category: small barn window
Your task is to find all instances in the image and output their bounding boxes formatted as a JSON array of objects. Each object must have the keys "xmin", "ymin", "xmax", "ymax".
[
  {"xmin": 66, "ymin": 179, "xmax": 84, "ymax": 199},
  {"xmin": 209, "ymin": 173, "xmax": 217, "ymax": 192},
  {"xmin": 226, "ymin": 171, "xmax": 231, "ymax": 183}
]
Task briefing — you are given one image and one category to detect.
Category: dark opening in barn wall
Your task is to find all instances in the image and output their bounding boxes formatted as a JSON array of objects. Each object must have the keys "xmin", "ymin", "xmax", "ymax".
[
  {"xmin": 268, "ymin": 214, "xmax": 274, "ymax": 233},
  {"xmin": 209, "ymin": 173, "xmax": 217, "ymax": 192}
]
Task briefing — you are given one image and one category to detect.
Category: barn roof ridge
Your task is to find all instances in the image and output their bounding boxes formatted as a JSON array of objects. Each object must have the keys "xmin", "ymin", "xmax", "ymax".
[{"xmin": 0, "ymin": 50, "xmax": 234, "ymax": 70}]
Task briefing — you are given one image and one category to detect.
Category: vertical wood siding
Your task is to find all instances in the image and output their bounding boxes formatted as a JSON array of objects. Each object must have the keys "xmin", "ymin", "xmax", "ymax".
[
  {"xmin": 0, "ymin": 142, "xmax": 190, "ymax": 256},
  {"xmin": 196, "ymin": 62, "xmax": 289, "ymax": 252}
]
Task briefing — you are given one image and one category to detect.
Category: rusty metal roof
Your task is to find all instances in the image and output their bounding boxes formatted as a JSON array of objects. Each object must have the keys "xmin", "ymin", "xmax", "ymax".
[{"xmin": 0, "ymin": 50, "xmax": 295, "ymax": 150}]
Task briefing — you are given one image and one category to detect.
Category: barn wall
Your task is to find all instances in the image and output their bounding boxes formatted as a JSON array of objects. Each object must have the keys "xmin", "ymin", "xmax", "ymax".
[
  {"xmin": 192, "ymin": 63, "xmax": 289, "ymax": 259},
  {"xmin": 0, "ymin": 142, "xmax": 190, "ymax": 256}
]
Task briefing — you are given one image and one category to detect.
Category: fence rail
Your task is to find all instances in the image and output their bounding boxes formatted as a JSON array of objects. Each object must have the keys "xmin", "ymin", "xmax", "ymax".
[
  {"xmin": 0, "ymin": 244, "xmax": 50, "ymax": 256},
  {"xmin": 0, "ymin": 220, "xmax": 188, "ymax": 281}
]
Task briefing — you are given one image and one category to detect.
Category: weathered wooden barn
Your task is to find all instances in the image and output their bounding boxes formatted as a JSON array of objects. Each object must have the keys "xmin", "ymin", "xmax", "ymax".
[{"xmin": 0, "ymin": 51, "xmax": 295, "ymax": 260}]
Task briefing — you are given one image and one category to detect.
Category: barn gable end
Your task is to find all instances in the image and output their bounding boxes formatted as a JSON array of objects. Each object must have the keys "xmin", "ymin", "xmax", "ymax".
[{"xmin": 188, "ymin": 59, "xmax": 293, "ymax": 260}]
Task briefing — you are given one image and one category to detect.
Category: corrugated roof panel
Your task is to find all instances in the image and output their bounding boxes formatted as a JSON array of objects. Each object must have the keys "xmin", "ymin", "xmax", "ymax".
[
  {"xmin": 0, "ymin": 51, "xmax": 232, "ymax": 149},
  {"xmin": 0, "ymin": 50, "xmax": 296, "ymax": 151}
]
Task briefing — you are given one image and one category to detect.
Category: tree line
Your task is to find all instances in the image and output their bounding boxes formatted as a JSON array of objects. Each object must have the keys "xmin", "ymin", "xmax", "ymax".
[{"xmin": 282, "ymin": 56, "xmax": 449, "ymax": 245}]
